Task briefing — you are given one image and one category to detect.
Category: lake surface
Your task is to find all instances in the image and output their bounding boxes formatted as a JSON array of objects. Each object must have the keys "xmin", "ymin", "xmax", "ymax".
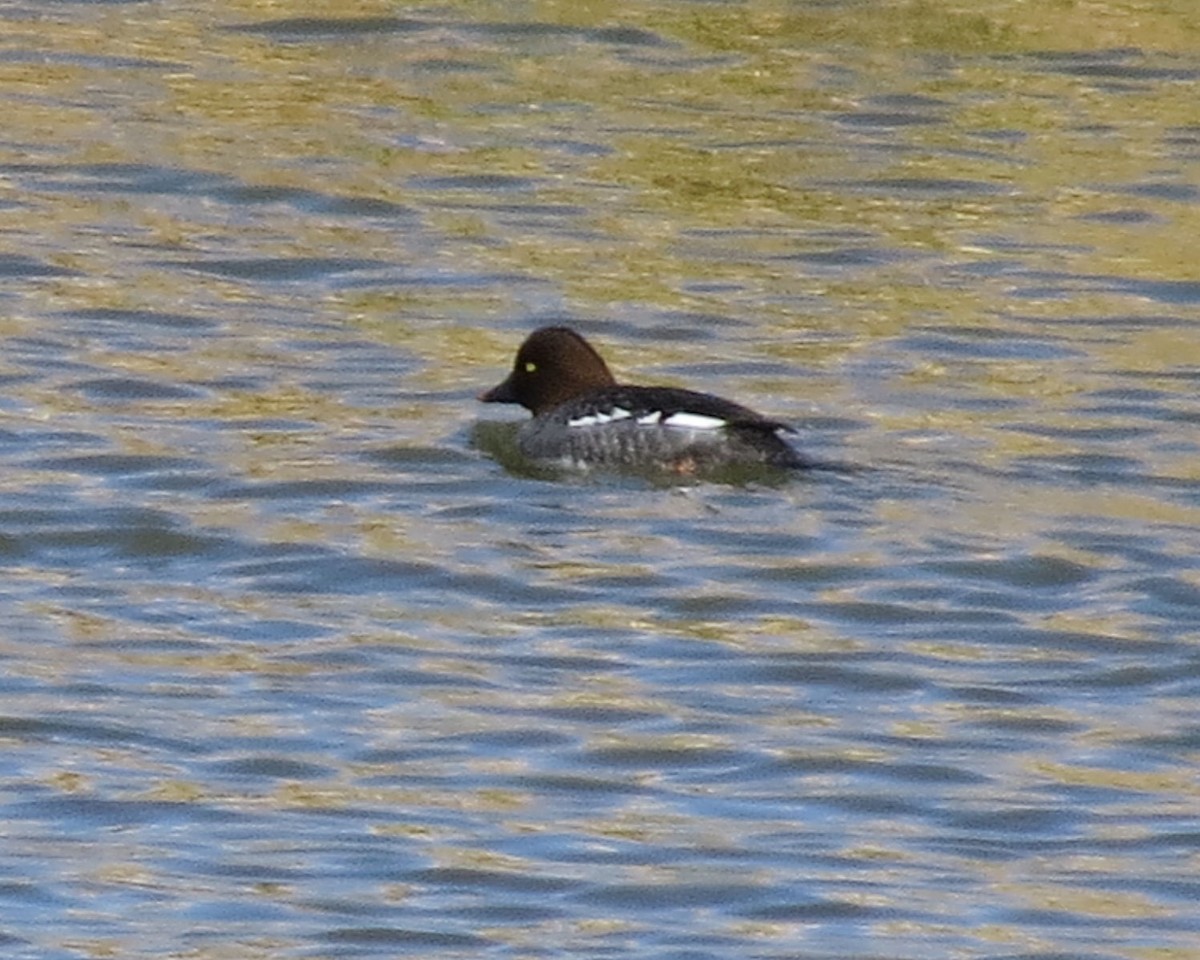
[{"xmin": 2, "ymin": 2, "xmax": 1199, "ymax": 958}]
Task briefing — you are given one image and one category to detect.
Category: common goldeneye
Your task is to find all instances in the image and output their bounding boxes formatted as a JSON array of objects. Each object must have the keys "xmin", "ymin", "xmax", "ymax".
[{"xmin": 479, "ymin": 326, "xmax": 809, "ymax": 474}]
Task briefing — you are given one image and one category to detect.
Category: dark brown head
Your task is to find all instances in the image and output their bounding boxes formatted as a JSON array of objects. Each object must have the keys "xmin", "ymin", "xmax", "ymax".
[{"xmin": 479, "ymin": 326, "xmax": 617, "ymax": 415}]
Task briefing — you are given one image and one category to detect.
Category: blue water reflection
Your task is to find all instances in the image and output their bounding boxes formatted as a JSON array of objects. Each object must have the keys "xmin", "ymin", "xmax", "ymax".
[{"xmin": 1, "ymin": 2, "xmax": 1199, "ymax": 959}]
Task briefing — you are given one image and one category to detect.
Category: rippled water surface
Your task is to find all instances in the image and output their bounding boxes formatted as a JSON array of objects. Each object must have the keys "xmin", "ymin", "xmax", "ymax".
[{"xmin": 2, "ymin": 2, "xmax": 1199, "ymax": 958}]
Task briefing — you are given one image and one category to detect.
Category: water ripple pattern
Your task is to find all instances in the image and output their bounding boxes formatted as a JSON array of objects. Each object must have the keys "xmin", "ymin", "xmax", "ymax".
[{"xmin": 1, "ymin": 3, "xmax": 1198, "ymax": 959}]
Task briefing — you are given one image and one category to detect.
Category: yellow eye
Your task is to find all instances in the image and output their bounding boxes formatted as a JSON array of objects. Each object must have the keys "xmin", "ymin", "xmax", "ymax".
[{"xmin": 524, "ymin": 361, "xmax": 538, "ymax": 374}]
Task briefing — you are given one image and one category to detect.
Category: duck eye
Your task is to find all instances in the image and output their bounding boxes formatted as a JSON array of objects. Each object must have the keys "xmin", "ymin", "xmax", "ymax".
[{"xmin": 524, "ymin": 361, "xmax": 537, "ymax": 374}]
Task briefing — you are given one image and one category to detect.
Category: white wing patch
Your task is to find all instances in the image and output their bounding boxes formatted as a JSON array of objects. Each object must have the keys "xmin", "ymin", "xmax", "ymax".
[
  {"xmin": 661, "ymin": 411, "xmax": 727, "ymax": 430},
  {"xmin": 567, "ymin": 407, "xmax": 728, "ymax": 431},
  {"xmin": 568, "ymin": 407, "xmax": 632, "ymax": 428}
]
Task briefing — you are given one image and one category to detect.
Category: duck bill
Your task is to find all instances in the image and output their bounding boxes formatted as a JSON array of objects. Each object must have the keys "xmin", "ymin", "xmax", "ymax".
[{"xmin": 478, "ymin": 375, "xmax": 517, "ymax": 404}]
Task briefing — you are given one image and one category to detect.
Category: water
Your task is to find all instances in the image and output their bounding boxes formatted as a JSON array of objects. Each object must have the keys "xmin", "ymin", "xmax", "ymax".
[{"xmin": 2, "ymin": 3, "xmax": 1199, "ymax": 958}]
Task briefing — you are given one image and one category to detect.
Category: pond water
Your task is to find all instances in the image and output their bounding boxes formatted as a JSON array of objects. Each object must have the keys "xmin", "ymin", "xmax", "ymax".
[{"xmin": 1, "ymin": 2, "xmax": 1199, "ymax": 958}]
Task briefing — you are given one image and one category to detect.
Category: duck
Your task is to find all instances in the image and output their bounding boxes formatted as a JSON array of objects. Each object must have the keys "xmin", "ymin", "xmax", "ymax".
[{"xmin": 478, "ymin": 326, "xmax": 809, "ymax": 475}]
